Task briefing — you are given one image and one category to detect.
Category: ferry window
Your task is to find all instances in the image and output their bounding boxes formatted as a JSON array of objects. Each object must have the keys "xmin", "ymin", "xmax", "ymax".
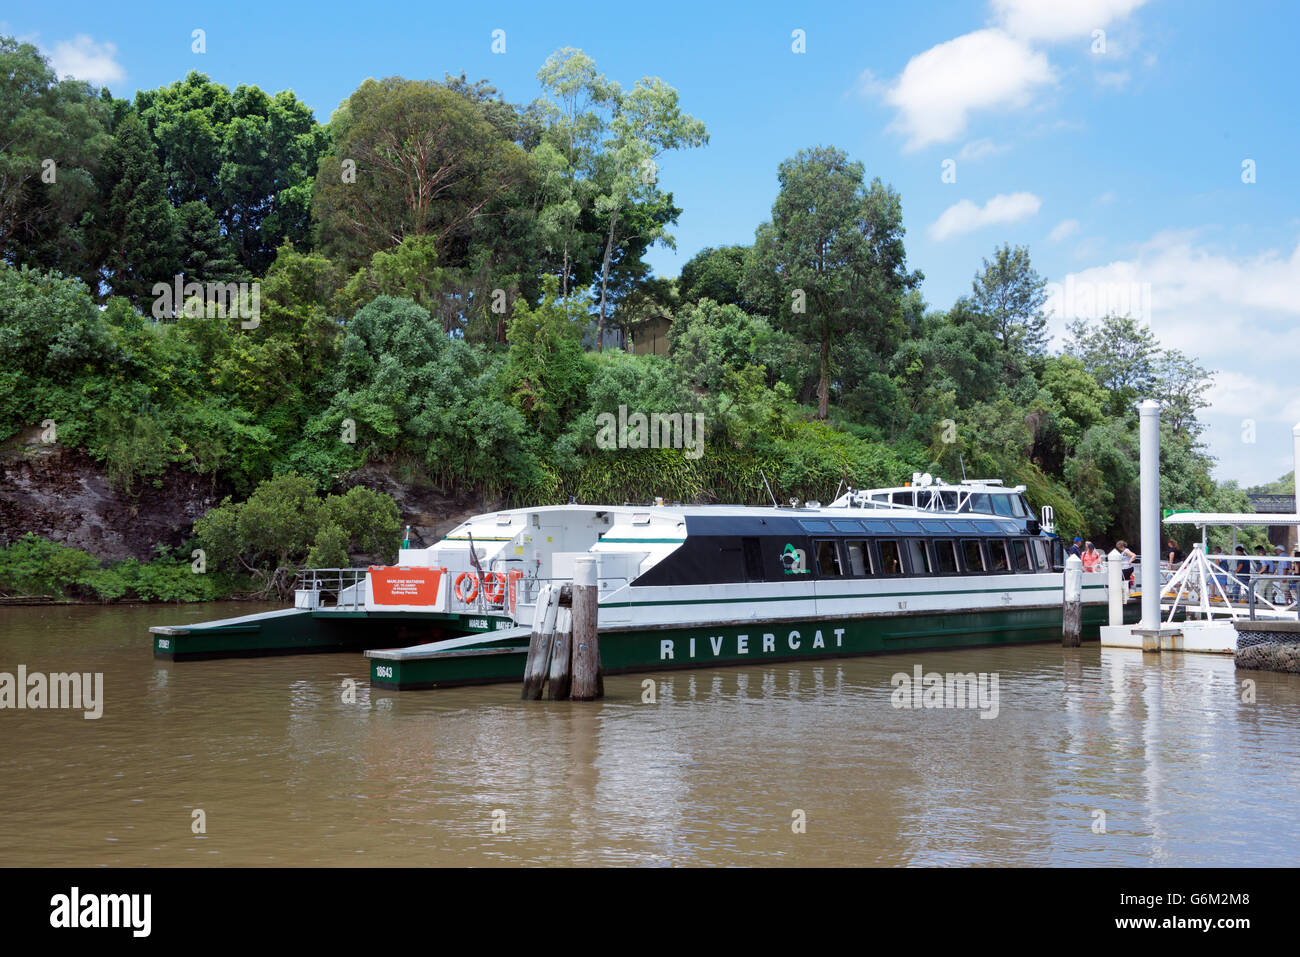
[
  {"xmin": 891, "ymin": 519, "xmax": 923, "ymax": 534},
  {"xmin": 832, "ymin": 520, "xmax": 864, "ymax": 533},
  {"xmin": 1012, "ymin": 540, "xmax": 1032, "ymax": 572},
  {"xmin": 916, "ymin": 491, "xmax": 933, "ymax": 509},
  {"xmin": 814, "ymin": 540, "xmax": 843, "ymax": 577},
  {"xmin": 939, "ymin": 491, "xmax": 958, "ymax": 511},
  {"xmin": 845, "ymin": 540, "xmax": 873, "ymax": 576},
  {"xmin": 1032, "ymin": 539, "xmax": 1048, "ymax": 570},
  {"xmin": 990, "ymin": 540, "xmax": 1011, "ymax": 572},
  {"xmin": 992, "ymin": 495, "xmax": 1014, "ymax": 517},
  {"xmin": 921, "ymin": 520, "xmax": 949, "ymax": 534},
  {"xmin": 1009, "ymin": 495, "xmax": 1027, "ymax": 518},
  {"xmin": 969, "ymin": 493, "xmax": 991, "ymax": 513},
  {"xmin": 946, "ymin": 520, "xmax": 976, "ymax": 534},
  {"xmin": 906, "ymin": 539, "xmax": 932, "ymax": 575},
  {"xmin": 892, "ymin": 491, "xmax": 914, "ymax": 507},
  {"xmin": 865, "ymin": 520, "xmax": 893, "ymax": 534},
  {"xmin": 742, "ymin": 537, "xmax": 765, "ymax": 581},
  {"xmin": 878, "ymin": 540, "xmax": 903, "ymax": 575},
  {"xmin": 962, "ymin": 539, "xmax": 987, "ymax": 572},
  {"xmin": 934, "ymin": 539, "xmax": 959, "ymax": 574},
  {"xmin": 1051, "ymin": 539, "xmax": 1065, "ymax": 572},
  {"xmin": 800, "ymin": 520, "xmax": 833, "ymax": 533},
  {"xmin": 974, "ymin": 520, "xmax": 1001, "ymax": 534}
]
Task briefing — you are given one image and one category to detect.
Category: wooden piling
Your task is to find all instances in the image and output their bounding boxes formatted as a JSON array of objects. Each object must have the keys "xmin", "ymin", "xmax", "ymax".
[
  {"xmin": 521, "ymin": 584, "xmax": 557, "ymax": 700},
  {"xmin": 570, "ymin": 555, "xmax": 604, "ymax": 700},
  {"xmin": 546, "ymin": 587, "xmax": 572, "ymax": 696},
  {"xmin": 1062, "ymin": 554, "xmax": 1082, "ymax": 647}
]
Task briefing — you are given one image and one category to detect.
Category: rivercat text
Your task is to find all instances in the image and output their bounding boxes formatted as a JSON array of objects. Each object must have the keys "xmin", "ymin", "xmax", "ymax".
[{"xmin": 659, "ymin": 628, "xmax": 846, "ymax": 661}]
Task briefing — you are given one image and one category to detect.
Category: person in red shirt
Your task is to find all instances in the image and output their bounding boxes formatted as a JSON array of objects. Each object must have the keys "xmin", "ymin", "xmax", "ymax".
[{"xmin": 1081, "ymin": 541, "xmax": 1102, "ymax": 572}]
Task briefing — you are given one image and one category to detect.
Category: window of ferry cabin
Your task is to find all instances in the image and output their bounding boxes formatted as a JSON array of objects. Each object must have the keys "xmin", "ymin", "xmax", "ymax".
[
  {"xmin": 990, "ymin": 540, "xmax": 1011, "ymax": 572},
  {"xmin": 906, "ymin": 539, "xmax": 933, "ymax": 575},
  {"xmin": 878, "ymin": 540, "xmax": 903, "ymax": 574},
  {"xmin": 992, "ymin": 495, "xmax": 1014, "ymax": 518},
  {"xmin": 934, "ymin": 539, "xmax": 959, "ymax": 574},
  {"xmin": 966, "ymin": 493, "xmax": 991, "ymax": 514},
  {"xmin": 1009, "ymin": 495, "xmax": 1028, "ymax": 518},
  {"xmin": 961, "ymin": 539, "xmax": 987, "ymax": 572},
  {"xmin": 845, "ymin": 540, "xmax": 874, "ymax": 576},
  {"xmin": 814, "ymin": 540, "xmax": 843, "ymax": 577},
  {"xmin": 1011, "ymin": 540, "xmax": 1032, "ymax": 572},
  {"xmin": 1031, "ymin": 539, "xmax": 1049, "ymax": 570}
]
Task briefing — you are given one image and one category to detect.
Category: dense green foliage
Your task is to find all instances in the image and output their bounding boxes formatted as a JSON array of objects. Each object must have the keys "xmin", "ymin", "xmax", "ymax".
[{"xmin": 0, "ymin": 37, "xmax": 1246, "ymax": 599}]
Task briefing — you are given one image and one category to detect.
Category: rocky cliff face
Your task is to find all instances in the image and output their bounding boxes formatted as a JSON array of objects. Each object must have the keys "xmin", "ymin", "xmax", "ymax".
[
  {"xmin": 0, "ymin": 434, "xmax": 230, "ymax": 561},
  {"xmin": 0, "ymin": 433, "xmax": 499, "ymax": 563}
]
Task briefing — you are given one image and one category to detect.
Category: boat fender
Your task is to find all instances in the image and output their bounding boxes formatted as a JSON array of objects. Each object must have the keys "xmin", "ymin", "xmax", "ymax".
[{"xmin": 454, "ymin": 572, "xmax": 480, "ymax": 603}]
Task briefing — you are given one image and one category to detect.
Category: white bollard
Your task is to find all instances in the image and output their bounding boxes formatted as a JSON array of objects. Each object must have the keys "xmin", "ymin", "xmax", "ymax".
[
  {"xmin": 1107, "ymin": 549, "xmax": 1123, "ymax": 626},
  {"xmin": 1063, "ymin": 554, "xmax": 1082, "ymax": 647}
]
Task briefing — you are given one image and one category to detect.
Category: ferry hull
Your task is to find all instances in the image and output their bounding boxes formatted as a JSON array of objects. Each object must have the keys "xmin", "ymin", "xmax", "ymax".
[
  {"xmin": 368, "ymin": 602, "xmax": 1132, "ymax": 690},
  {"xmin": 150, "ymin": 607, "xmax": 511, "ymax": 660}
]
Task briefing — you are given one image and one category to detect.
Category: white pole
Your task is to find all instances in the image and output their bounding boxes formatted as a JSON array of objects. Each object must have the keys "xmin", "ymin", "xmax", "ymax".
[
  {"xmin": 1107, "ymin": 548, "xmax": 1123, "ymax": 626},
  {"xmin": 1139, "ymin": 399, "xmax": 1161, "ymax": 631},
  {"xmin": 1063, "ymin": 554, "xmax": 1082, "ymax": 646}
]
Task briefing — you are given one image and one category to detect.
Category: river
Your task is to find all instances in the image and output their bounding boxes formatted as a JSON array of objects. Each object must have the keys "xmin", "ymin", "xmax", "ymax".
[{"xmin": 2, "ymin": 602, "xmax": 1298, "ymax": 866}]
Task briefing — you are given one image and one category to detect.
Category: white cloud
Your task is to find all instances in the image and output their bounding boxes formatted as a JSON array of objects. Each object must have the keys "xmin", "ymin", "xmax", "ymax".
[
  {"xmin": 884, "ymin": 29, "xmax": 1054, "ymax": 151},
  {"xmin": 48, "ymin": 35, "xmax": 124, "ymax": 87},
  {"xmin": 1096, "ymin": 70, "xmax": 1131, "ymax": 88},
  {"xmin": 1205, "ymin": 371, "xmax": 1300, "ymax": 422},
  {"xmin": 958, "ymin": 138, "xmax": 1009, "ymax": 161},
  {"xmin": 928, "ymin": 191, "xmax": 1042, "ymax": 241},
  {"xmin": 992, "ymin": 0, "xmax": 1149, "ymax": 43},
  {"xmin": 1049, "ymin": 218, "xmax": 1080, "ymax": 241}
]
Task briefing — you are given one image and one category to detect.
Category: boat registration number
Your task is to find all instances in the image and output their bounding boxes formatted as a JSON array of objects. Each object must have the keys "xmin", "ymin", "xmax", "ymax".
[
  {"xmin": 375, "ymin": 665, "xmax": 394, "ymax": 678},
  {"xmin": 157, "ymin": 639, "xmax": 170, "ymax": 650}
]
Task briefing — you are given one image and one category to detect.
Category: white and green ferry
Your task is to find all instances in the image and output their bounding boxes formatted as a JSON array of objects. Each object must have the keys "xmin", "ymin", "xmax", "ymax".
[{"xmin": 151, "ymin": 476, "xmax": 1129, "ymax": 689}]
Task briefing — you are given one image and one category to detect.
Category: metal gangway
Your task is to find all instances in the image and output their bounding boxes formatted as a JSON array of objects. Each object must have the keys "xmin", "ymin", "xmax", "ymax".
[{"xmin": 1157, "ymin": 546, "xmax": 1299, "ymax": 623}]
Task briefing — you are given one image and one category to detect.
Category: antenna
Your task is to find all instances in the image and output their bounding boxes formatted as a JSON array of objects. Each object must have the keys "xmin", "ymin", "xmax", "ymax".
[
  {"xmin": 760, "ymin": 470, "xmax": 779, "ymax": 508},
  {"xmin": 958, "ymin": 453, "xmax": 967, "ymax": 482},
  {"xmin": 833, "ymin": 479, "xmax": 845, "ymax": 502}
]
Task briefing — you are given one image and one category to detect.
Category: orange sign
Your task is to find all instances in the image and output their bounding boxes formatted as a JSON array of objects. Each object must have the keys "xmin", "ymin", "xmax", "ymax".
[{"xmin": 368, "ymin": 566, "xmax": 445, "ymax": 606}]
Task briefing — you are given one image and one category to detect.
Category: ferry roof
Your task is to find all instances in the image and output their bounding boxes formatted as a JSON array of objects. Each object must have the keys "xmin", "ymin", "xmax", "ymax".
[{"xmin": 1164, "ymin": 511, "xmax": 1300, "ymax": 527}]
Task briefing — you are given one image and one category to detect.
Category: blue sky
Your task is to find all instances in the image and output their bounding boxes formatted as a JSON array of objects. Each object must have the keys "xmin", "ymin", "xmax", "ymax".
[{"xmin": 6, "ymin": 0, "xmax": 1299, "ymax": 487}]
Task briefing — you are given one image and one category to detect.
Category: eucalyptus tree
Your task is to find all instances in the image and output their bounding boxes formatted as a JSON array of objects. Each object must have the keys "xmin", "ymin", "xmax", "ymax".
[
  {"xmin": 970, "ymin": 243, "xmax": 1048, "ymax": 356},
  {"xmin": 744, "ymin": 146, "xmax": 918, "ymax": 419},
  {"xmin": 312, "ymin": 77, "xmax": 529, "ymax": 272}
]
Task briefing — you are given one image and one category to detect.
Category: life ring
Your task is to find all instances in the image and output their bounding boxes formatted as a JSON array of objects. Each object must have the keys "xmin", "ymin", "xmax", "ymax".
[
  {"xmin": 482, "ymin": 572, "xmax": 507, "ymax": 605},
  {"xmin": 454, "ymin": 572, "xmax": 479, "ymax": 603}
]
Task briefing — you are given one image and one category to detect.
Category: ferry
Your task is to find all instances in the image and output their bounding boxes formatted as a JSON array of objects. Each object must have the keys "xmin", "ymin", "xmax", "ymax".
[{"xmin": 151, "ymin": 475, "xmax": 1129, "ymax": 689}]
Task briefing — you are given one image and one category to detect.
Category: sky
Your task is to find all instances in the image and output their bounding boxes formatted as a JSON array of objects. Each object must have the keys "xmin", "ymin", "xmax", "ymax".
[{"xmin": 5, "ymin": 0, "xmax": 1298, "ymax": 488}]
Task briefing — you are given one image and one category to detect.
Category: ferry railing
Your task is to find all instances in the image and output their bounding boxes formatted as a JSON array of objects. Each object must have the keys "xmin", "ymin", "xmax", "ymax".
[
  {"xmin": 1156, "ymin": 549, "xmax": 1299, "ymax": 622},
  {"xmin": 294, "ymin": 568, "xmax": 370, "ymax": 610}
]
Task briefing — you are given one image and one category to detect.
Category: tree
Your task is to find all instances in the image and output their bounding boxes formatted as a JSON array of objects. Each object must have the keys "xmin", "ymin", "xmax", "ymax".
[
  {"xmin": 135, "ymin": 72, "xmax": 327, "ymax": 273},
  {"xmin": 1154, "ymin": 348, "xmax": 1212, "ymax": 439},
  {"xmin": 94, "ymin": 112, "xmax": 176, "ymax": 303},
  {"xmin": 970, "ymin": 243, "xmax": 1048, "ymax": 356},
  {"xmin": 0, "ymin": 38, "xmax": 111, "ymax": 280},
  {"xmin": 532, "ymin": 49, "xmax": 617, "ymax": 296},
  {"xmin": 744, "ymin": 146, "xmax": 919, "ymax": 419},
  {"xmin": 590, "ymin": 76, "xmax": 707, "ymax": 350},
  {"xmin": 678, "ymin": 245, "xmax": 749, "ymax": 308},
  {"xmin": 312, "ymin": 77, "xmax": 529, "ymax": 270},
  {"xmin": 1066, "ymin": 313, "xmax": 1159, "ymax": 414}
]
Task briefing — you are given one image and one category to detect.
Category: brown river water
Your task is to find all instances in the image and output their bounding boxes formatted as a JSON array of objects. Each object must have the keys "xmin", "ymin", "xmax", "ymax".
[{"xmin": 2, "ymin": 602, "xmax": 1298, "ymax": 867}]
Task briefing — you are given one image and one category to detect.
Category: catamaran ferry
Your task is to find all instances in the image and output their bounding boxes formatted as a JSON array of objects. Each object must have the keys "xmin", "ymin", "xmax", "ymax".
[{"xmin": 151, "ymin": 475, "xmax": 1128, "ymax": 689}]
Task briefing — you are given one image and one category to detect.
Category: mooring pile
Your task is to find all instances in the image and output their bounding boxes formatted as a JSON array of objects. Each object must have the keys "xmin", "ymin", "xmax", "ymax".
[{"xmin": 521, "ymin": 555, "xmax": 604, "ymax": 700}]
